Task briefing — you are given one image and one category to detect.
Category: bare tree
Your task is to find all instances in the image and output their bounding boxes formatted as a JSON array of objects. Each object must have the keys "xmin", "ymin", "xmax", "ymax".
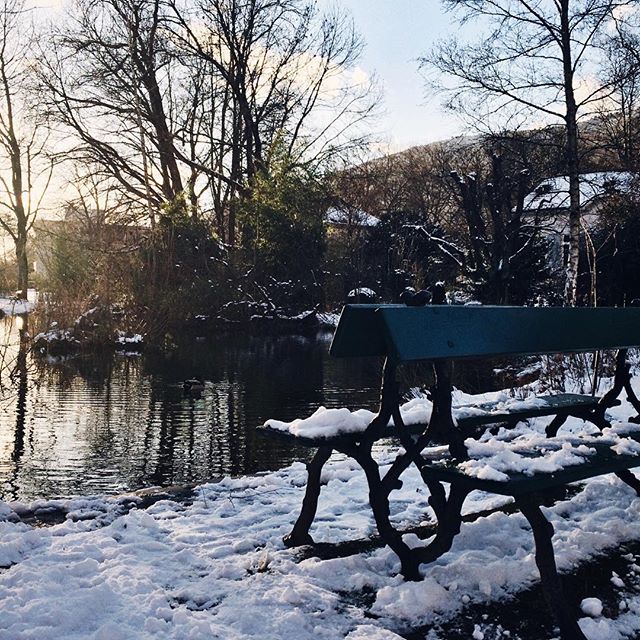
[
  {"xmin": 593, "ymin": 22, "xmax": 640, "ymax": 170},
  {"xmin": 0, "ymin": 0, "xmax": 53, "ymax": 299},
  {"xmin": 38, "ymin": 0, "xmax": 239, "ymax": 224},
  {"xmin": 424, "ymin": 0, "xmax": 632, "ymax": 305},
  {"xmin": 448, "ymin": 155, "xmax": 534, "ymax": 304},
  {"xmin": 166, "ymin": 0, "xmax": 378, "ymax": 243},
  {"xmin": 37, "ymin": 0, "xmax": 375, "ymax": 248}
]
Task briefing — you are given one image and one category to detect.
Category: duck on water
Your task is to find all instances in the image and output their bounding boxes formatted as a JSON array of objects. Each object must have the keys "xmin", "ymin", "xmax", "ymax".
[{"xmin": 183, "ymin": 377, "xmax": 205, "ymax": 395}]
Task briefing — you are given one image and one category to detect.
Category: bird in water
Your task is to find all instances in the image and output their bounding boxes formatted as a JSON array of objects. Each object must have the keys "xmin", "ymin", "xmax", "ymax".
[{"xmin": 183, "ymin": 377, "xmax": 205, "ymax": 395}]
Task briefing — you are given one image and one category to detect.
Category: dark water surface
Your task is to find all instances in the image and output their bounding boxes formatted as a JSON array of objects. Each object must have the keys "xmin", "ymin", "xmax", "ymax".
[{"xmin": 0, "ymin": 317, "xmax": 382, "ymax": 502}]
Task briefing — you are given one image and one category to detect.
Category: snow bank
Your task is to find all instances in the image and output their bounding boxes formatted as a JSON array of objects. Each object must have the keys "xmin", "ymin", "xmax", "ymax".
[{"xmin": 4, "ymin": 455, "xmax": 637, "ymax": 639}]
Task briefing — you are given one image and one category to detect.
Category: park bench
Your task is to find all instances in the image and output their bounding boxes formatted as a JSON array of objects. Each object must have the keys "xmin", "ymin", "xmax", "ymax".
[{"xmin": 261, "ymin": 304, "xmax": 640, "ymax": 640}]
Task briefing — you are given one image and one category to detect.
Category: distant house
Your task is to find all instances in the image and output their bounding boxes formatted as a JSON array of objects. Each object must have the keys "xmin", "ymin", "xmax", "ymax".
[
  {"xmin": 32, "ymin": 219, "xmax": 66, "ymax": 277},
  {"xmin": 32, "ymin": 205, "xmax": 148, "ymax": 279},
  {"xmin": 523, "ymin": 171, "xmax": 636, "ymax": 233},
  {"xmin": 522, "ymin": 171, "xmax": 637, "ymax": 267},
  {"xmin": 324, "ymin": 205, "xmax": 380, "ymax": 232}
]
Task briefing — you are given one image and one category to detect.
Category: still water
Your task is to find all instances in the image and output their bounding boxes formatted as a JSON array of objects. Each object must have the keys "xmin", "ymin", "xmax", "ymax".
[{"xmin": 0, "ymin": 316, "xmax": 383, "ymax": 502}]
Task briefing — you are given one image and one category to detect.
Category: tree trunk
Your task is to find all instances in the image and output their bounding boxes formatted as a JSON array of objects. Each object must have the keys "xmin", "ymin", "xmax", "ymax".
[
  {"xmin": 9, "ymin": 121, "xmax": 28, "ymax": 300},
  {"xmin": 15, "ymin": 232, "xmax": 28, "ymax": 300},
  {"xmin": 560, "ymin": 0, "xmax": 581, "ymax": 307}
]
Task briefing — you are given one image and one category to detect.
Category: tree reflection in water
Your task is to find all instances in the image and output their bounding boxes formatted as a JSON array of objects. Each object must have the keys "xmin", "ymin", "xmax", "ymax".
[
  {"xmin": 0, "ymin": 320, "xmax": 509, "ymax": 502},
  {"xmin": 0, "ymin": 326, "xmax": 382, "ymax": 502}
]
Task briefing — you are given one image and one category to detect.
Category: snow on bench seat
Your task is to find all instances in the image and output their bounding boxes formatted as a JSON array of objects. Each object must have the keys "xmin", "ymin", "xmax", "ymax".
[
  {"xmin": 261, "ymin": 393, "xmax": 615, "ymax": 445},
  {"xmin": 418, "ymin": 423, "xmax": 640, "ymax": 496}
]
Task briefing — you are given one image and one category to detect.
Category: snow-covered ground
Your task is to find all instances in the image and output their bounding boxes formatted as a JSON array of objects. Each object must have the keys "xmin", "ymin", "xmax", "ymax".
[
  {"xmin": 0, "ymin": 295, "xmax": 35, "ymax": 316},
  {"xmin": 0, "ymin": 288, "xmax": 37, "ymax": 316},
  {"xmin": 5, "ymin": 387, "xmax": 640, "ymax": 638}
]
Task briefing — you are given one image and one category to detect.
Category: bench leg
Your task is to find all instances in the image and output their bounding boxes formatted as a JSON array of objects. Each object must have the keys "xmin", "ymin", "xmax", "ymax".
[
  {"xmin": 546, "ymin": 414, "xmax": 568, "ymax": 438},
  {"xmin": 615, "ymin": 469, "xmax": 640, "ymax": 496},
  {"xmin": 416, "ymin": 481, "xmax": 469, "ymax": 565},
  {"xmin": 283, "ymin": 446, "xmax": 332, "ymax": 547},
  {"xmin": 517, "ymin": 496, "xmax": 588, "ymax": 640},
  {"xmin": 552, "ymin": 408, "xmax": 611, "ymax": 436},
  {"xmin": 624, "ymin": 377, "xmax": 640, "ymax": 423},
  {"xmin": 351, "ymin": 446, "xmax": 423, "ymax": 581},
  {"xmin": 599, "ymin": 349, "xmax": 640, "ymax": 422}
]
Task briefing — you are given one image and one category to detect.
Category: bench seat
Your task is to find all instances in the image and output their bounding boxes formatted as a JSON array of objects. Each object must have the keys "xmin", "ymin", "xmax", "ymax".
[
  {"xmin": 261, "ymin": 392, "xmax": 618, "ymax": 447},
  {"xmin": 419, "ymin": 432, "xmax": 640, "ymax": 496},
  {"xmin": 454, "ymin": 392, "xmax": 617, "ymax": 428}
]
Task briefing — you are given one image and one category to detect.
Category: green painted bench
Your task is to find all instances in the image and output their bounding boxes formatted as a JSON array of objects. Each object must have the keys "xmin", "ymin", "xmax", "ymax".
[{"xmin": 262, "ymin": 304, "xmax": 640, "ymax": 640}]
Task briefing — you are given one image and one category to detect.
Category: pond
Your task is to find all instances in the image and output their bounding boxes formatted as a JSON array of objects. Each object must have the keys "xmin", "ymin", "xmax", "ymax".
[
  {"xmin": 0, "ymin": 316, "xmax": 384, "ymax": 502},
  {"xmin": 0, "ymin": 313, "xmax": 510, "ymax": 503}
]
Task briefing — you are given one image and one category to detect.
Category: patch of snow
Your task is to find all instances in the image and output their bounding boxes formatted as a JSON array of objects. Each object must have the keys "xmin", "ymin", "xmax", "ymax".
[
  {"xmin": 114, "ymin": 331, "xmax": 144, "ymax": 345},
  {"xmin": 263, "ymin": 398, "xmax": 434, "ymax": 439},
  {"xmin": 523, "ymin": 171, "xmax": 636, "ymax": 213},
  {"xmin": 317, "ymin": 312, "xmax": 340, "ymax": 328},
  {"xmin": 0, "ymin": 297, "xmax": 34, "ymax": 315},
  {"xmin": 33, "ymin": 327, "xmax": 80, "ymax": 349},
  {"xmin": 472, "ymin": 625, "xmax": 485, "ymax": 639},
  {"xmin": 345, "ymin": 625, "xmax": 405, "ymax": 639},
  {"xmin": 579, "ymin": 616, "xmax": 620, "ymax": 640},
  {"xmin": 325, "ymin": 207, "xmax": 379, "ymax": 228},
  {"xmin": 347, "ymin": 288, "xmax": 376, "ymax": 298},
  {"xmin": 459, "ymin": 439, "xmax": 596, "ymax": 481},
  {"xmin": 611, "ymin": 438, "xmax": 640, "ymax": 456},
  {"xmin": 581, "ymin": 597, "xmax": 604, "ymax": 617},
  {"xmin": 265, "ymin": 406, "xmax": 376, "ymax": 438},
  {"xmin": 612, "ymin": 572, "xmax": 625, "ymax": 588}
]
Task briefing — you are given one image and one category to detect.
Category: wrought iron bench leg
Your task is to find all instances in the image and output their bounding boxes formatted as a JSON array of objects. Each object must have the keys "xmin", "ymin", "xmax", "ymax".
[
  {"xmin": 615, "ymin": 469, "xmax": 640, "ymax": 496},
  {"xmin": 598, "ymin": 348, "xmax": 640, "ymax": 423},
  {"xmin": 350, "ymin": 445, "xmax": 423, "ymax": 581},
  {"xmin": 517, "ymin": 495, "xmax": 588, "ymax": 640},
  {"xmin": 283, "ymin": 445, "xmax": 333, "ymax": 547},
  {"xmin": 546, "ymin": 414, "xmax": 568, "ymax": 438},
  {"xmin": 547, "ymin": 406, "xmax": 612, "ymax": 439},
  {"xmin": 416, "ymin": 481, "xmax": 469, "ymax": 565}
]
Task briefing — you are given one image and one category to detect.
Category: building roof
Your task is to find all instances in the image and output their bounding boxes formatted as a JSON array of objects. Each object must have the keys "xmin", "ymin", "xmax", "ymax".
[
  {"xmin": 325, "ymin": 206, "xmax": 380, "ymax": 228},
  {"xmin": 523, "ymin": 171, "xmax": 636, "ymax": 213}
]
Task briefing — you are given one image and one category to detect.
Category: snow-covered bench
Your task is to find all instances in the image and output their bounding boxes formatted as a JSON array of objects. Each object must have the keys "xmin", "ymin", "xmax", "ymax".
[{"xmin": 261, "ymin": 304, "xmax": 640, "ymax": 640}]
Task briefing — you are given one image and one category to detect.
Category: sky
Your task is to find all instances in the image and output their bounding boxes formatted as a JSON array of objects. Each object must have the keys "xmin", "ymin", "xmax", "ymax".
[
  {"xmin": 35, "ymin": 0, "xmax": 465, "ymax": 153},
  {"xmin": 332, "ymin": 0, "xmax": 465, "ymax": 151},
  {"xmin": 31, "ymin": 0, "xmax": 464, "ymax": 155}
]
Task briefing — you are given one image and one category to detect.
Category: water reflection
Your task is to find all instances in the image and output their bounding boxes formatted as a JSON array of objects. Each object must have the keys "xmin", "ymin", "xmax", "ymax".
[
  {"xmin": 11, "ymin": 315, "xmax": 28, "ymax": 465},
  {"xmin": 0, "ymin": 320, "xmax": 382, "ymax": 502}
]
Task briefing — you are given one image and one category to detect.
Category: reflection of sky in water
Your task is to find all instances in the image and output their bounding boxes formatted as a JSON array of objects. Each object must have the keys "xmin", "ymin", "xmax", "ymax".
[{"xmin": 0, "ymin": 319, "xmax": 382, "ymax": 501}]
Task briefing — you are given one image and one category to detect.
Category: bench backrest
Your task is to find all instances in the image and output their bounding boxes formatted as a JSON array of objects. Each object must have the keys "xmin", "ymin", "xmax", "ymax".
[{"xmin": 329, "ymin": 304, "xmax": 640, "ymax": 362}]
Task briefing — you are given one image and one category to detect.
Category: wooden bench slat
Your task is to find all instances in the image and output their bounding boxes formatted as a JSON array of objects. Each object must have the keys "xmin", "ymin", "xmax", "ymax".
[
  {"xmin": 420, "ymin": 437, "xmax": 640, "ymax": 497},
  {"xmin": 329, "ymin": 305, "xmax": 386, "ymax": 359}
]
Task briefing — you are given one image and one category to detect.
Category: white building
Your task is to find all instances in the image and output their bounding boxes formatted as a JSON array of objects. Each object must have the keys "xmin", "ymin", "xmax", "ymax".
[
  {"xmin": 523, "ymin": 171, "xmax": 638, "ymax": 268},
  {"xmin": 523, "ymin": 171, "xmax": 636, "ymax": 233},
  {"xmin": 324, "ymin": 206, "xmax": 380, "ymax": 230}
]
